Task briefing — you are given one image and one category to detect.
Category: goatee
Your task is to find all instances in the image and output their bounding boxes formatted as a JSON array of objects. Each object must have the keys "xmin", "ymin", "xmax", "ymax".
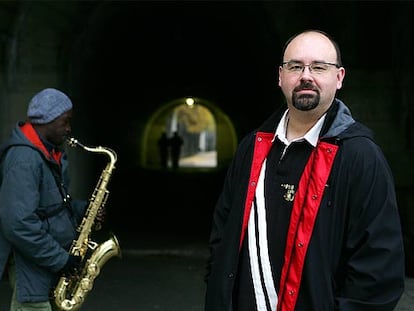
[
  {"xmin": 292, "ymin": 93, "xmax": 320, "ymax": 111},
  {"xmin": 292, "ymin": 82, "xmax": 320, "ymax": 111}
]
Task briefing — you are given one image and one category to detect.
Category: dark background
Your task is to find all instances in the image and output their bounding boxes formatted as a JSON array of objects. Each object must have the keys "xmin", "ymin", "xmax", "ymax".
[
  {"xmin": 0, "ymin": 1, "xmax": 412, "ymax": 272},
  {"xmin": 0, "ymin": 2, "xmax": 413, "ymax": 310}
]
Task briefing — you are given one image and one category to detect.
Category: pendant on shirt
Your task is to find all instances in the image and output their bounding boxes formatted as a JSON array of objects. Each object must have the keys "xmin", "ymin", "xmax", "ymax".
[{"xmin": 281, "ymin": 183, "xmax": 295, "ymax": 202}]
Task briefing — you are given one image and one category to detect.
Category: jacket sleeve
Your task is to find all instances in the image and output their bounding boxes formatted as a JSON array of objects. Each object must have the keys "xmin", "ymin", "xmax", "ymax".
[
  {"xmin": 205, "ymin": 157, "xmax": 236, "ymax": 282},
  {"xmin": 335, "ymin": 139, "xmax": 405, "ymax": 310},
  {"xmin": 205, "ymin": 134, "xmax": 253, "ymax": 283}
]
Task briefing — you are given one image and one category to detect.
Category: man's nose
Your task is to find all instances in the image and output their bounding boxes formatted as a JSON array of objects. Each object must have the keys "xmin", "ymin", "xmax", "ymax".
[{"xmin": 300, "ymin": 66, "xmax": 314, "ymax": 80}]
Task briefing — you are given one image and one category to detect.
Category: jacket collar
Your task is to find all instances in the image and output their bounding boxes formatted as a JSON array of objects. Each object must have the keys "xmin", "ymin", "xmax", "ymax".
[{"xmin": 19, "ymin": 123, "xmax": 62, "ymax": 163}]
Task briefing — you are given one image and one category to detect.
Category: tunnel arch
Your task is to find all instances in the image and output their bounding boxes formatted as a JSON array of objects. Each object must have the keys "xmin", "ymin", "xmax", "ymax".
[{"xmin": 141, "ymin": 96, "xmax": 237, "ymax": 171}]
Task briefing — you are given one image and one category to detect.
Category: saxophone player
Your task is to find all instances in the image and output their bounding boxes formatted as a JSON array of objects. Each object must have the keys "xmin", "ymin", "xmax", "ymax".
[{"xmin": 0, "ymin": 88, "xmax": 104, "ymax": 311}]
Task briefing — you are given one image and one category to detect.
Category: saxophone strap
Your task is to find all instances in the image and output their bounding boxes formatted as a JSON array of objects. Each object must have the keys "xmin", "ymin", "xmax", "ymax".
[{"xmin": 37, "ymin": 161, "xmax": 73, "ymax": 221}]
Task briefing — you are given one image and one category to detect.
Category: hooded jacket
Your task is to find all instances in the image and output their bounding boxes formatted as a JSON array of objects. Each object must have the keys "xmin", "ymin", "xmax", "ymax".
[
  {"xmin": 205, "ymin": 99, "xmax": 405, "ymax": 311},
  {"xmin": 0, "ymin": 121, "xmax": 85, "ymax": 303}
]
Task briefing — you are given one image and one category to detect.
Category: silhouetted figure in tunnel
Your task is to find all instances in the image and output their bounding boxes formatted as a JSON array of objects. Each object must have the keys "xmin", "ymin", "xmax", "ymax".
[
  {"xmin": 169, "ymin": 131, "xmax": 183, "ymax": 170},
  {"xmin": 157, "ymin": 131, "xmax": 169, "ymax": 169}
]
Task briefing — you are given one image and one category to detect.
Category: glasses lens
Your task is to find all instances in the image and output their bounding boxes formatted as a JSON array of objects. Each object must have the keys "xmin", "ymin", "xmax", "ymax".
[
  {"xmin": 310, "ymin": 62, "xmax": 330, "ymax": 73},
  {"xmin": 283, "ymin": 61, "xmax": 335, "ymax": 74},
  {"xmin": 285, "ymin": 61, "xmax": 303, "ymax": 72}
]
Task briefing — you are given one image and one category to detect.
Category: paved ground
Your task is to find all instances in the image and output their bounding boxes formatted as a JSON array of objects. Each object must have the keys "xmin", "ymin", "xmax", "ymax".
[
  {"xmin": 1, "ymin": 233, "xmax": 413, "ymax": 311},
  {"xmin": 0, "ymin": 233, "xmax": 207, "ymax": 311}
]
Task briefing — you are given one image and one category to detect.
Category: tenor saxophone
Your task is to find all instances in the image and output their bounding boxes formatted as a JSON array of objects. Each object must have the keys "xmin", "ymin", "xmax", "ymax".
[{"xmin": 54, "ymin": 137, "xmax": 122, "ymax": 311}]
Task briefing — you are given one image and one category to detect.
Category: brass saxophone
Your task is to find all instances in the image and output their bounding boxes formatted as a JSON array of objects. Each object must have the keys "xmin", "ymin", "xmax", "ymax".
[{"xmin": 54, "ymin": 137, "xmax": 122, "ymax": 311}]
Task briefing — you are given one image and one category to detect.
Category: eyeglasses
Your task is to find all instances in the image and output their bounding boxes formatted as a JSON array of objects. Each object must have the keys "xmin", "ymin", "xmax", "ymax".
[{"xmin": 282, "ymin": 61, "xmax": 340, "ymax": 74}]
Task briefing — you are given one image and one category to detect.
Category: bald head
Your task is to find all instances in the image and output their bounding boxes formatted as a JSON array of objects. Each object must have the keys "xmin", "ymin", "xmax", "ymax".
[{"xmin": 281, "ymin": 30, "xmax": 342, "ymax": 67}]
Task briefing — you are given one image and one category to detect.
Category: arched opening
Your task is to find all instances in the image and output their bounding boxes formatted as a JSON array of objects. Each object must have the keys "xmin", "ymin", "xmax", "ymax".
[{"xmin": 140, "ymin": 97, "xmax": 237, "ymax": 171}]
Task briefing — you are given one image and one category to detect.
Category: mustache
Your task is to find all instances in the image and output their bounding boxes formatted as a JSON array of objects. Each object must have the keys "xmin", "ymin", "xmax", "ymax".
[{"xmin": 294, "ymin": 83, "xmax": 318, "ymax": 92}]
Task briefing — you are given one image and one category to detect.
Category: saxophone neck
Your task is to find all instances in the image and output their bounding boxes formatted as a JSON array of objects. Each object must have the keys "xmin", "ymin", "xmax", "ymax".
[{"xmin": 67, "ymin": 137, "xmax": 117, "ymax": 165}]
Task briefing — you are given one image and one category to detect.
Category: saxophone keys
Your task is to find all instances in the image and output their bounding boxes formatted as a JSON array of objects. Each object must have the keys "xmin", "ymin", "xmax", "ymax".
[
  {"xmin": 87, "ymin": 262, "xmax": 100, "ymax": 278},
  {"xmin": 80, "ymin": 277, "xmax": 93, "ymax": 291},
  {"xmin": 87, "ymin": 240, "xmax": 98, "ymax": 250}
]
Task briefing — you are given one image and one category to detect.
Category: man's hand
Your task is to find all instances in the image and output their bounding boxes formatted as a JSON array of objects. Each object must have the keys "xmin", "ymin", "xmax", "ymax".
[{"xmin": 60, "ymin": 255, "xmax": 81, "ymax": 276}]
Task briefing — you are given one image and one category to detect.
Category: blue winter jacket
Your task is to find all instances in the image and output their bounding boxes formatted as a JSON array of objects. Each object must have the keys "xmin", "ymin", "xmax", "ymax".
[{"xmin": 0, "ymin": 122, "xmax": 86, "ymax": 303}]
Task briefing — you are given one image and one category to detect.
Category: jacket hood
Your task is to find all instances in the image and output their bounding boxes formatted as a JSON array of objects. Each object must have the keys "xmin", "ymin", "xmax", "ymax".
[
  {"xmin": 257, "ymin": 99, "xmax": 374, "ymax": 142},
  {"xmin": 0, "ymin": 122, "xmax": 47, "ymax": 161}
]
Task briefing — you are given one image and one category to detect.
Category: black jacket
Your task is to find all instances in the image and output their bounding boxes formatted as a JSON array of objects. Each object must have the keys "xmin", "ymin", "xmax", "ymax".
[{"xmin": 205, "ymin": 99, "xmax": 405, "ymax": 310}]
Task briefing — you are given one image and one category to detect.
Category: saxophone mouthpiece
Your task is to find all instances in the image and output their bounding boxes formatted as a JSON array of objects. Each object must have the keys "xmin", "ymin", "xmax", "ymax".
[{"xmin": 67, "ymin": 137, "xmax": 78, "ymax": 147}]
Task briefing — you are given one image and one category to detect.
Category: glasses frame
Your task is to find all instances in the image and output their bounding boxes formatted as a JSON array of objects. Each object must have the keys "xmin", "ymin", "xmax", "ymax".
[{"xmin": 281, "ymin": 61, "xmax": 340, "ymax": 74}]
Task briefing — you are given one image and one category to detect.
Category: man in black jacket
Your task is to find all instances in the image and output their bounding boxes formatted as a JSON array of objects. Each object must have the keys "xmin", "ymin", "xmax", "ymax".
[{"xmin": 204, "ymin": 30, "xmax": 405, "ymax": 311}]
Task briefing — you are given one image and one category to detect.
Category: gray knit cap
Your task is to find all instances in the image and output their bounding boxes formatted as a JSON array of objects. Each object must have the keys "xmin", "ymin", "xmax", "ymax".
[{"xmin": 27, "ymin": 88, "xmax": 73, "ymax": 124}]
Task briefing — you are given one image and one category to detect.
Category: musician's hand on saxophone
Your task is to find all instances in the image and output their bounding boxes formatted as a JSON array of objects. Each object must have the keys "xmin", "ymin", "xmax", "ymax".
[{"xmin": 60, "ymin": 255, "xmax": 82, "ymax": 277}]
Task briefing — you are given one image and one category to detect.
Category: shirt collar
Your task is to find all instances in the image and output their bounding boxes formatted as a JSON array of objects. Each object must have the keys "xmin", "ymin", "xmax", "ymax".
[{"xmin": 274, "ymin": 109, "xmax": 326, "ymax": 147}]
